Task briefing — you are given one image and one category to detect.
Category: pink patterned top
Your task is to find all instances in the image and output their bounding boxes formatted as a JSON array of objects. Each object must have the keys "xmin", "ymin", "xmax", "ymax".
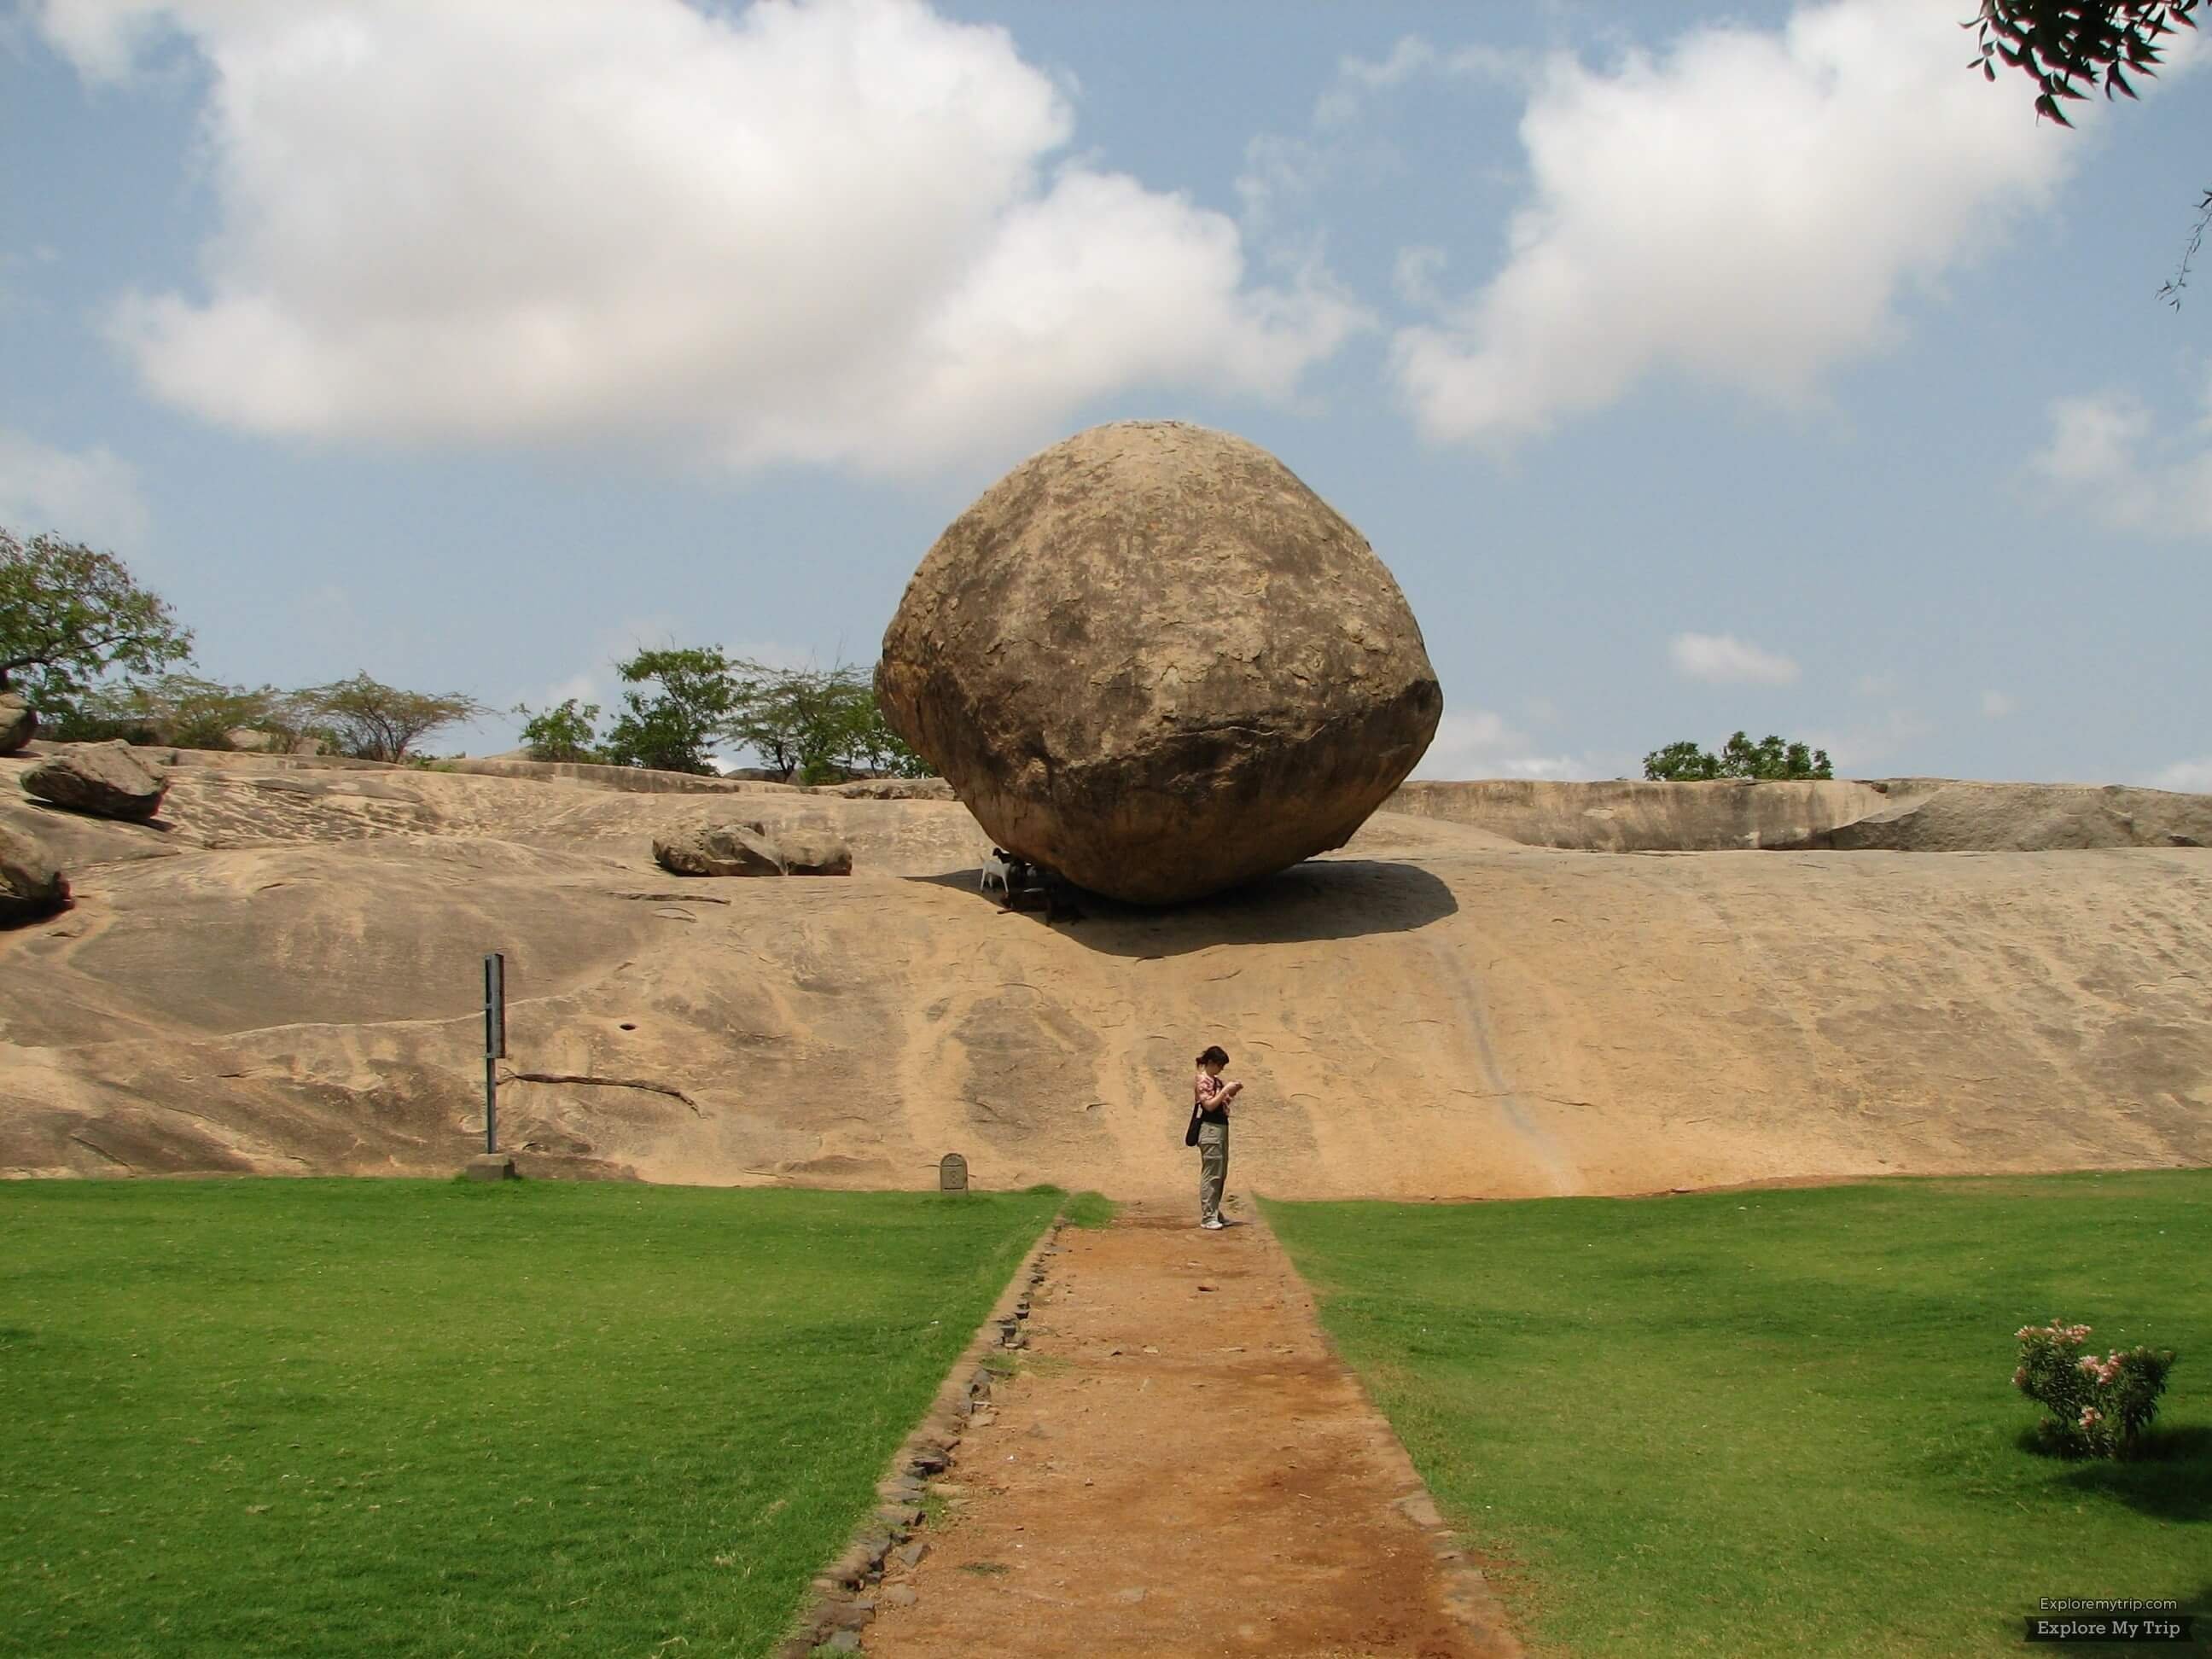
[{"xmin": 1194, "ymin": 1071, "xmax": 1231, "ymax": 1124}]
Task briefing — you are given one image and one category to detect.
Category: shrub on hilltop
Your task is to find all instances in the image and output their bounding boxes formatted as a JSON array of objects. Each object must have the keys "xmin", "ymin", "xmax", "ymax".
[{"xmin": 1644, "ymin": 731, "xmax": 1834, "ymax": 782}]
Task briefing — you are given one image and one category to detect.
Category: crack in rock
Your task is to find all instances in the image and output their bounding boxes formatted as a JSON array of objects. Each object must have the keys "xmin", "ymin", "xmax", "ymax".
[{"xmin": 499, "ymin": 1071, "xmax": 702, "ymax": 1115}]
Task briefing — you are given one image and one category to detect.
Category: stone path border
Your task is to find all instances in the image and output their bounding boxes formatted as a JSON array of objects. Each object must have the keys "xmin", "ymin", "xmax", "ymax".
[
  {"xmin": 864, "ymin": 1202, "xmax": 1523, "ymax": 1657},
  {"xmin": 772, "ymin": 1214, "xmax": 1062, "ymax": 1658}
]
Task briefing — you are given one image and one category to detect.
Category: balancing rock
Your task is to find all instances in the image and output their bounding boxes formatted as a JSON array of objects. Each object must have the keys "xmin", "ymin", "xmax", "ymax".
[{"xmin": 876, "ymin": 421, "xmax": 1441, "ymax": 904}]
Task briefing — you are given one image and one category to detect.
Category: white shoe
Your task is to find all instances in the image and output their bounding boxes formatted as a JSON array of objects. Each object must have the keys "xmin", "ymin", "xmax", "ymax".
[{"xmin": 1200, "ymin": 1218, "xmax": 1225, "ymax": 1230}]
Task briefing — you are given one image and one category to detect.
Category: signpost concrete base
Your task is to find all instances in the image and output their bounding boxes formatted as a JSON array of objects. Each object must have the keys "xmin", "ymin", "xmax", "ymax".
[{"xmin": 465, "ymin": 1153, "xmax": 518, "ymax": 1182}]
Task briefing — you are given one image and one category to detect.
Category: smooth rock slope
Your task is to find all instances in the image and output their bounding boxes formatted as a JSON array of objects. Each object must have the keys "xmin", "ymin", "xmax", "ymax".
[{"xmin": 3, "ymin": 747, "xmax": 2205, "ymax": 1196}]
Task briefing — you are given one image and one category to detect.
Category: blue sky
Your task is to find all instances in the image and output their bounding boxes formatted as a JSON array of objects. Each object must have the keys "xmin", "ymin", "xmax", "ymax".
[{"xmin": 2, "ymin": 0, "xmax": 2207, "ymax": 785}]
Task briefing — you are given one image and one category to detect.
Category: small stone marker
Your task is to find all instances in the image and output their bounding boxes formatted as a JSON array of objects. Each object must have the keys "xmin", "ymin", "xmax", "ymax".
[
  {"xmin": 465, "ymin": 1153, "xmax": 517, "ymax": 1182},
  {"xmin": 939, "ymin": 1152, "xmax": 969, "ymax": 1192}
]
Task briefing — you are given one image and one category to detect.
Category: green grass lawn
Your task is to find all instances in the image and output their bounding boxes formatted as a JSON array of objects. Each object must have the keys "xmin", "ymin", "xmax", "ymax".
[
  {"xmin": 0, "ymin": 1179, "xmax": 1058, "ymax": 1657},
  {"xmin": 1265, "ymin": 1171, "xmax": 2211, "ymax": 1656},
  {"xmin": 1059, "ymin": 1190, "xmax": 1118, "ymax": 1230}
]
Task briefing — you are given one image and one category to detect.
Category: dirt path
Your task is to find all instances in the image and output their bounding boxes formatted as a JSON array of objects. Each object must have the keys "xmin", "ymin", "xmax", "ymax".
[{"xmin": 864, "ymin": 1200, "xmax": 1522, "ymax": 1657}]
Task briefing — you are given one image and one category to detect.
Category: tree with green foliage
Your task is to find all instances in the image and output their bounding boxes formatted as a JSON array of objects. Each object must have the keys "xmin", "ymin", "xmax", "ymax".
[
  {"xmin": 511, "ymin": 697, "xmax": 601, "ymax": 763},
  {"xmin": 725, "ymin": 659, "xmax": 934, "ymax": 783},
  {"xmin": 294, "ymin": 673, "xmax": 488, "ymax": 762},
  {"xmin": 0, "ymin": 528, "xmax": 193, "ymax": 714},
  {"xmin": 601, "ymin": 646, "xmax": 735, "ymax": 774},
  {"xmin": 1969, "ymin": 1, "xmax": 2205, "ymax": 302},
  {"xmin": 1970, "ymin": 1, "xmax": 2197, "ymax": 125},
  {"xmin": 841, "ymin": 688, "xmax": 934, "ymax": 781},
  {"xmin": 51, "ymin": 672, "xmax": 305, "ymax": 751},
  {"xmin": 1644, "ymin": 731, "xmax": 1834, "ymax": 782},
  {"xmin": 721, "ymin": 658, "xmax": 815, "ymax": 781},
  {"xmin": 1642, "ymin": 739, "xmax": 1725, "ymax": 782},
  {"xmin": 836, "ymin": 679, "xmax": 934, "ymax": 780}
]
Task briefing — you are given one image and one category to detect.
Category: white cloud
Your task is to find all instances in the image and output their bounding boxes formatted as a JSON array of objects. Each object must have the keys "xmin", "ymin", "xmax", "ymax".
[
  {"xmin": 2151, "ymin": 757, "xmax": 2212, "ymax": 794},
  {"xmin": 1980, "ymin": 690, "xmax": 2016, "ymax": 719},
  {"xmin": 1241, "ymin": 33, "xmax": 1525, "ymax": 230},
  {"xmin": 39, "ymin": 0, "xmax": 1360, "ymax": 474},
  {"xmin": 0, "ymin": 428, "xmax": 150, "ymax": 550},
  {"xmin": 1333, "ymin": 36, "xmax": 1528, "ymax": 102},
  {"xmin": 1411, "ymin": 707, "xmax": 1595, "ymax": 780},
  {"xmin": 1392, "ymin": 0, "xmax": 2083, "ymax": 449},
  {"xmin": 1668, "ymin": 632, "xmax": 1799, "ymax": 686},
  {"xmin": 2027, "ymin": 390, "xmax": 2212, "ymax": 537}
]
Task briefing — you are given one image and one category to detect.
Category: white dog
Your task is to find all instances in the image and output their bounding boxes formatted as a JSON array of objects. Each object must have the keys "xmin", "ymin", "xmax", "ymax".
[{"xmin": 981, "ymin": 848, "xmax": 1027, "ymax": 905}]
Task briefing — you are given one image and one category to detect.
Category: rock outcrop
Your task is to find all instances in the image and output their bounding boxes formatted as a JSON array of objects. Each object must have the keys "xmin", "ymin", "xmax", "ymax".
[
  {"xmin": 0, "ymin": 695, "xmax": 32, "ymax": 755},
  {"xmin": 652, "ymin": 820, "xmax": 852, "ymax": 877},
  {"xmin": 775, "ymin": 828, "xmax": 853, "ymax": 876},
  {"xmin": 877, "ymin": 421, "xmax": 1441, "ymax": 905},
  {"xmin": 3, "ymin": 751, "xmax": 2209, "ymax": 1193},
  {"xmin": 655, "ymin": 821, "xmax": 783, "ymax": 876},
  {"xmin": 1388, "ymin": 777, "xmax": 2212, "ymax": 854},
  {"xmin": 21, "ymin": 742, "xmax": 167, "ymax": 821},
  {"xmin": 0, "ymin": 824, "xmax": 68, "ymax": 921},
  {"xmin": 829, "ymin": 777, "xmax": 954, "ymax": 801}
]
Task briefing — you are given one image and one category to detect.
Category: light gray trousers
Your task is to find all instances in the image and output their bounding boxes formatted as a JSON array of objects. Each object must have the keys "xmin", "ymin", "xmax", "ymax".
[{"xmin": 1197, "ymin": 1122, "xmax": 1228, "ymax": 1223}]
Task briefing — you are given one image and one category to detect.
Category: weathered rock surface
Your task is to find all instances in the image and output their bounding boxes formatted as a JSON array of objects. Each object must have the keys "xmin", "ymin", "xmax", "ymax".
[
  {"xmin": 0, "ymin": 824, "xmax": 69, "ymax": 920},
  {"xmin": 654, "ymin": 820, "xmax": 781, "ymax": 877},
  {"xmin": 1389, "ymin": 777, "xmax": 2212, "ymax": 853},
  {"xmin": 0, "ymin": 695, "xmax": 32, "ymax": 755},
  {"xmin": 22, "ymin": 742, "xmax": 167, "ymax": 821},
  {"xmin": 1813, "ymin": 780, "xmax": 2212, "ymax": 852},
  {"xmin": 830, "ymin": 777, "xmax": 953, "ymax": 801},
  {"xmin": 224, "ymin": 727, "xmax": 275, "ymax": 753},
  {"xmin": 776, "ymin": 828, "xmax": 853, "ymax": 876},
  {"xmin": 876, "ymin": 421, "xmax": 1441, "ymax": 905},
  {"xmin": 1, "ymin": 751, "xmax": 2207, "ymax": 1192},
  {"xmin": 651, "ymin": 819, "xmax": 853, "ymax": 877}
]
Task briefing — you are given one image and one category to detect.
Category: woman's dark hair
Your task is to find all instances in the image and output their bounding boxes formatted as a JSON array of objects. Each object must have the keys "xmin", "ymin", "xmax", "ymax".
[{"xmin": 1196, "ymin": 1045, "xmax": 1230, "ymax": 1068}]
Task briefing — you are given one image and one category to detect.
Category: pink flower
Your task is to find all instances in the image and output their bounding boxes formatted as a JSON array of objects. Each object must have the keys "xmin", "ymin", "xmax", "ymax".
[
  {"xmin": 2012, "ymin": 1366, "xmax": 2029, "ymax": 1388},
  {"xmin": 2079, "ymin": 1407, "xmax": 2103, "ymax": 1428},
  {"xmin": 2079, "ymin": 1355, "xmax": 2099, "ymax": 1373}
]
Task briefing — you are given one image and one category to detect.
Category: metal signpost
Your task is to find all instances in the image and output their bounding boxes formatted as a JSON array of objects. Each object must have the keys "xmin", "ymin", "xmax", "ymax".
[{"xmin": 483, "ymin": 952, "xmax": 506, "ymax": 1155}]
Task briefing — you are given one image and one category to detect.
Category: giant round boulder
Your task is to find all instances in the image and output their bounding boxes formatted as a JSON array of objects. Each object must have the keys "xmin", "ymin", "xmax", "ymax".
[{"xmin": 876, "ymin": 421, "xmax": 1442, "ymax": 905}]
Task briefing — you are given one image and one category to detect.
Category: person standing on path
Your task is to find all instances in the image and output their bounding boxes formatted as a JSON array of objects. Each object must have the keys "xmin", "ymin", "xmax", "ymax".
[{"xmin": 1192, "ymin": 1045, "xmax": 1243, "ymax": 1230}]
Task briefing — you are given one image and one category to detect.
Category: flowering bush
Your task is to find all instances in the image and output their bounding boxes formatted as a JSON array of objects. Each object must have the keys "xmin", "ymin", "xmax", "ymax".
[{"xmin": 2013, "ymin": 1320, "xmax": 2177, "ymax": 1458}]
